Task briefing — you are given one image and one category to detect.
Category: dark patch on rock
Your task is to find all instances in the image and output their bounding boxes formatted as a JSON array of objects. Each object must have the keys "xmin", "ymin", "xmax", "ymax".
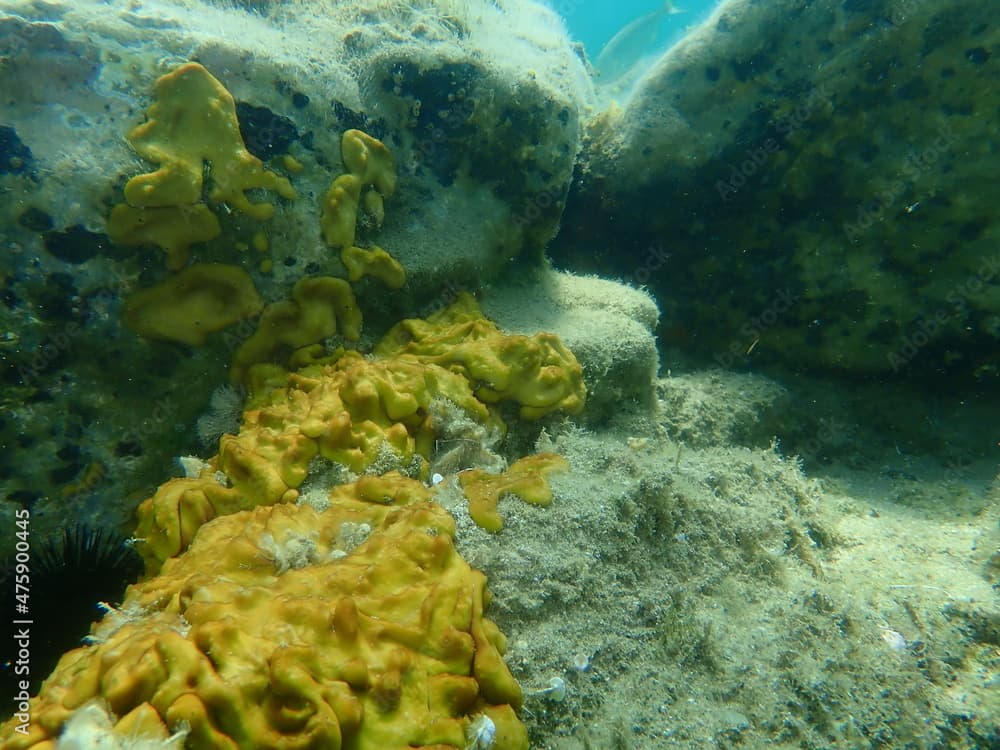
[
  {"xmin": 35, "ymin": 272, "xmax": 77, "ymax": 321},
  {"xmin": 941, "ymin": 102, "xmax": 975, "ymax": 117},
  {"xmin": 0, "ymin": 285, "xmax": 18, "ymax": 309},
  {"xmin": 115, "ymin": 439, "xmax": 143, "ymax": 457},
  {"xmin": 922, "ymin": 11, "xmax": 967, "ymax": 56},
  {"xmin": 17, "ymin": 207, "xmax": 54, "ymax": 232},
  {"xmin": 331, "ymin": 100, "xmax": 381, "ymax": 139},
  {"xmin": 730, "ymin": 54, "xmax": 773, "ymax": 83},
  {"xmin": 4, "ymin": 489, "xmax": 41, "ymax": 508},
  {"xmin": 56, "ymin": 443, "xmax": 81, "ymax": 462},
  {"xmin": 894, "ymin": 76, "xmax": 930, "ymax": 100},
  {"xmin": 383, "ymin": 61, "xmax": 479, "ymax": 185},
  {"xmin": 49, "ymin": 461, "xmax": 82, "ymax": 485},
  {"xmin": 235, "ymin": 101, "xmax": 298, "ymax": 160},
  {"xmin": 0, "ymin": 125, "xmax": 33, "ymax": 175},
  {"xmin": 43, "ymin": 225, "xmax": 109, "ymax": 264},
  {"xmin": 957, "ymin": 218, "xmax": 989, "ymax": 242},
  {"xmin": 965, "ymin": 46, "xmax": 989, "ymax": 65}
]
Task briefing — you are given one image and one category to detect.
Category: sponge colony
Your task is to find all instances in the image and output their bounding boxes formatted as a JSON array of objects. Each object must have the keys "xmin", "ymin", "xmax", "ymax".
[
  {"xmin": 107, "ymin": 62, "xmax": 296, "ymax": 269},
  {"xmin": 123, "ymin": 263, "xmax": 263, "ymax": 346},
  {"xmin": 2, "ymin": 479, "xmax": 528, "ymax": 750},
  {"xmin": 230, "ymin": 275, "xmax": 362, "ymax": 382},
  {"xmin": 378, "ymin": 292, "xmax": 587, "ymax": 419},
  {"xmin": 123, "ymin": 62, "xmax": 296, "ymax": 216},
  {"xmin": 321, "ymin": 129, "xmax": 397, "ymax": 249}
]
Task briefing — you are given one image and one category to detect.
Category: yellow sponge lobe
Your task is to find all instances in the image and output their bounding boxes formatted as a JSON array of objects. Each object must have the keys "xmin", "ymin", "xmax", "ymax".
[
  {"xmin": 458, "ymin": 452, "xmax": 570, "ymax": 531},
  {"xmin": 123, "ymin": 263, "xmax": 263, "ymax": 345},
  {"xmin": 321, "ymin": 129, "xmax": 398, "ymax": 265},
  {"xmin": 106, "ymin": 203, "xmax": 221, "ymax": 271},
  {"xmin": 341, "ymin": 244, "xmax": 406, "ymax": 288},
  {"xmin": 123, "ymin": 62, "xmax": 296, "ymax": 217},
  {"xmin": 231, "ymin": 276, "xmax": 362, "ymax": 382},
  {"xmin": 342, "ymin": 128, "xmax": 397, "ymax": 197},
  {"xmin": 377, "ymin": 293, "xmax": 587, "ymax": 419},
  {"xmin": 321, "ymin": 173, "xmax": 363, "ymax": 248}
]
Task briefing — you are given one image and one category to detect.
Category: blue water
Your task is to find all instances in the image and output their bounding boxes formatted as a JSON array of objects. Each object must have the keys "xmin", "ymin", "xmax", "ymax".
[{"xmin": 557, "ymin": 0, "xmax": 721, "ymax": 62}]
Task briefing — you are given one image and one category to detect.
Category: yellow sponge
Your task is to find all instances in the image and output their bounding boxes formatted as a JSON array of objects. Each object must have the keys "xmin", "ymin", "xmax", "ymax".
[
  {"xmin": 123, "ymin": 62, "xmax": 296, "ymax": 217},
  {"xmin": 458, "ymin": 452, "xmax": 570, "ymax": 531},
  {"xmin": 341, "ymin": 244, "xmax": 406, "ymax": 288},
  {"xmin": 108, "ymin": 62, "xmax": 297, "ymax": 268},
  {"xmin": 123, "ymin": 263, "xmax": 263, "ymax": 345},
  {"xmin": 377, "ymin": 293, "xmax": 587, "ymax": 419},
  {"xmin": 135, "ymin": 350, "xmax": 503, "ymax": 569},
  {"xmin": 321, "ymin": 173, "xmax": 363, "ymax": 248},
  {"xmin": 321, "ymin": 129, "xmax": 398, "ymax": 262},
  {"xmin": 231, "ymin": 276, "xmax": 363, "ymax": 382},
  {"xmin": 135, "ymin": 296, "xmax": 583, "ymax": 568},
  {"xmin": 1, "ymin": 481, "xmax": 527, "ymax": 750},
  {"xmin": 341, "ymin": 128, "xmax": 397, "ymax": 197},
  {"xmin": 106, "ymin": 203, "xmax": 221, "ymax": 271}
]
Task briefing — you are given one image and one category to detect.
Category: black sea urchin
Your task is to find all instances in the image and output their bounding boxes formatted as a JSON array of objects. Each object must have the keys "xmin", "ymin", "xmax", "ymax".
[{"xmin": 1, "ymin": 523, "xmax": 143, "ymax": 703}]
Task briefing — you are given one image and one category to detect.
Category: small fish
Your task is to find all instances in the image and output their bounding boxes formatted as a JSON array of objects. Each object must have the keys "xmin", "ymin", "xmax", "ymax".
[{"xmin": 594, "ymin": 1, "xmax": 685, "ymax": 83}]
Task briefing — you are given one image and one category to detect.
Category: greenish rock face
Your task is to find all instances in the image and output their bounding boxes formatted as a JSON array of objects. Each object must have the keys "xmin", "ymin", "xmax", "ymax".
[{"xmin": 555, "ymin": 0, "xmax": 999, "ymax": 379}]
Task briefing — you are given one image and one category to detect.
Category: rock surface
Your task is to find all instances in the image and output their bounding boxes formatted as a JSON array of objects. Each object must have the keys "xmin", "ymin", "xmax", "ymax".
[
  {"xmin": 555, "ymin": 0, "xmax": 999, "ymax": 377},
  {"xmin": 0, "ymin": 0, "xmax": 593, "ymax": 540}
]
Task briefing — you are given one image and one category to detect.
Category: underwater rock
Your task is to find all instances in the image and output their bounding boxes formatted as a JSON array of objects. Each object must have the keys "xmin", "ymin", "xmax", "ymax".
[
  {"xmin": 0, "ymin": 0, "xmax": 590, "ymax": 286},
  {"xmin": 0, "ymin": 0, "xmax": 592, "ymax": 556},
  {"xmin": 480, "ymin": 271, "xmax": 660, "ymax": 425},
  {"xmin": 555, "ymin": 0, "xmax": 999, "ymax": 378}
]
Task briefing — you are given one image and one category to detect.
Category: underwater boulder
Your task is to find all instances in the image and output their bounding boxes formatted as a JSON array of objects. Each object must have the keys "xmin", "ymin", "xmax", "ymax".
[
  {"xmin": 0, "ymin": 0, "xmax": 593, "ymax": 555},
  {"xmin": 556, "ymin": 0, "xmax": 999, "ymax": 378}
]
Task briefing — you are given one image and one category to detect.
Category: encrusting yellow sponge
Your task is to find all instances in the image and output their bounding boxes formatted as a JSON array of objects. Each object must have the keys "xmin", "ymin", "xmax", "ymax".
[
  {"xmin": 459, "ymin": 452, "xmax": 570, "ymax": 532},
  {"xmin": 1, "ymin": 478, "xmax": 528, "ymax": 750},
  {"xmin": 321, "ymin": 129, "xmax": 399, "ymax": 265},
  {"xmin": 108, "ymin": 62, "xmax": 296, "ymax": 269},
  {"xmin": 341, "ymin": 244, "xmax": 406, "ymax": 288},
  {"xmin": 0, "ymin": 294, "xmax": 585, "ymax": 749},
  {"xmin": 378, "ymin": 293, "xmax": 587, "ymax": 419},
  {"xmin": 322, "ymin": 173, "xmax": 363, "ymax": 248},
  {"xmin": 133, "ymin": 294, "xmax": 585, "ymax": 570},
  {"xmin": 107, "ymin": 203, "xmax": 221, "ymax": 271},
  {"xmin": 341, "ymin": 128, "xmax": 397, "ymax": 197},
  {"xmin": 134, "ymin": 348, "xmax": 503, "ymax": 569},
  {"xmin": 230, "ymin": 276, "xmax": 363, "ymax": 382},
  {"xmin": 123, "ymin": 263, "xmax": 263, "ymax": 346},
  {"xmin": 124, "ymin": 62, "xmax": 296, "ymax": 216}
]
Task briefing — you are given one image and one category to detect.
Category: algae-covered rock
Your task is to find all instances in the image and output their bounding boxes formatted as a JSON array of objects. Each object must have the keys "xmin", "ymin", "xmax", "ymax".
[{"xmin": 555, "ymin": 0, "xmax": 999, "ymax": 378}]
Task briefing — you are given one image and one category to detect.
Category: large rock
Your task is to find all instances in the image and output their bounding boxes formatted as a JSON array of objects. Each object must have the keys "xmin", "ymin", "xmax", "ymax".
[
  {"xmin": 554, "ymin": 0, "xmax": 998, "ymax": 377},
  {"xmin": 0, "ymin": 0, "xmax": 592, "ymax": 547}
]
